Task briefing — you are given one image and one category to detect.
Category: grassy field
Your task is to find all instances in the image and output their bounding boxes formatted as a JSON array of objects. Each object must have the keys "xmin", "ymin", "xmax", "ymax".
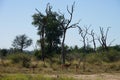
[
  {"xmin": 0, "ymin": 51, "xmax": 120, "ymax": 80},
  {"xmin": 0, "ymin": 74, "xmax": 75, "ymax": 80},
  {"xmin": 0, "ymin": 73, "xmax": 120, "ymax": 80},
  {"xmin": 0, "ymin": 59, "xmax": 120, "ymax": 80}
]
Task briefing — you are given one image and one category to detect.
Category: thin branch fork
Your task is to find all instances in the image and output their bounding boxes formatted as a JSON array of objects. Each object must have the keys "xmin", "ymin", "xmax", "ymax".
[
  {"xmin": 67, "ymin": 20, "xmax": 80, "ymax": 29},
  {"xmin": 66, "ymin": 2, "xmax": 75, "ymax": 28}
]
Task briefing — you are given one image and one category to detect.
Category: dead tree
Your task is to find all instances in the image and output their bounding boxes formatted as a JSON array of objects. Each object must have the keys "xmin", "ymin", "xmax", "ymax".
[
  {"xmin": 98, "ymin": 27, "xmax": 110, "ymax": 51},
  {"xmin": 79, "ymin": 26, "xmax": 90, "ymax": 51},
  {"xmin": 78, "ymin": 26, "xmax": 90, "ymax": 72},
  {"xmin": 60, "ymin": 2, "xmax": 80, "ymax": 64},
  {"xmin": 90, "ymin": 30, "xmax": 97, "ymax": 52}
]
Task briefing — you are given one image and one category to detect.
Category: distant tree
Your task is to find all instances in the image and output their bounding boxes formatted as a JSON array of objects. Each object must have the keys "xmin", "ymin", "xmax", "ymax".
[
  {"xmin": 78, "ymin": 26, "xmax": 91, "ymax": 52},
  {"xmin": 78, "ymin": 26, "xmax": 91, "ymax": 72},
  {"xmin": 89, "ymin": 29, "xmax": 97, "ymax": 52},
  {"xmin": 113, "ymin": 45, "xmax": 120, "ymax": 51},
  {"xmin": 12, "ymin": 34, "xmax": 32, "ymax": 52},
  {"xmin": 0, "ymin": 49, "xmax": 8, "ymax": 66},
  {"xmin": 97, "ymin": 27, "xmax": 114, "ymax": 51},
  {"xmin": 0, "ymin": 49, "xmax": 8, "ymax": 57}
]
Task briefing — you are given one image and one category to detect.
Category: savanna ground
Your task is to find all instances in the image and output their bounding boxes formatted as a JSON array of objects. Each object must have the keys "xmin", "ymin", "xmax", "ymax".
[{"xmin": 0, "ymin": 55, "xmax": 120, "ymax": 80}]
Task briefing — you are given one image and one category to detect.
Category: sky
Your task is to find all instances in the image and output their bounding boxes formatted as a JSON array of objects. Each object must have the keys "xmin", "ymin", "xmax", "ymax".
[{"xmin": 0, "ymin": 0, "xmax": 120, "ymax": 50}]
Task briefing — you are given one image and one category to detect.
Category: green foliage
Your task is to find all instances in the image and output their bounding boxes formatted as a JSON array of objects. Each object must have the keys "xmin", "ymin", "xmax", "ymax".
[
  {"xmin": 44, "ymin": 9, "xmax": 63, "ymax": 56},
  {"xmin": 112, "ymin": 45, "xmax": 120, "ymax": 51},
  {"xmin": 32, "ymin": 4, "xmax": 63, "ymax": 57},
  {"xmin": 102, "ymin": 50, "xmax": 120, "ymax": 62},
  {"xmin": 0, "ymin": 49, "xmax": 8, "ymax": 57},
  {"xmin": 86, "ymin": 49, "xmax": 120, "ymax": 64},
  {"xmin": 8, "ymin": 53, "xmax": 31, "ymax": 68},
  {"xmin": 34, "ymin": 50, "xmax": 42, "ymax": 59},
  {"xmin": 12, "ymin": 34, "xmax": 32, "ymax": 52}
]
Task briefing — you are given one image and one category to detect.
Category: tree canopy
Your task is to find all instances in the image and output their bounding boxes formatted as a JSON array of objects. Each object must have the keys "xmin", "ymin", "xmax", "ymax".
[
  {"xmin": 12, "ymin": 34, "xmax": 32, "ymax": 52},
  {"xmin": 32, "ymin": 4, "xmax": 63, "ymax": 59}
]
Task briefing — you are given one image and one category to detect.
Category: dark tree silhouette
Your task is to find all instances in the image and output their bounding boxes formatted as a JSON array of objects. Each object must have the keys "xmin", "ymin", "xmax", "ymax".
[
  {"xmin": 78, "ymin": 26, "xmax": 90, "ymax": 52},
  {"xmin": 0, "ymin": 49, "xmax": 8, "ymax": 66},
  {"xmin": 60, "ymin": 2, "xmax": 80, "ymax": 64},
  {"xmin": 32, "ymin": 4, "xmax": 63, "ymax": 60},
  {"xmin": 98, "ymin": 27, "xmax": 112, "ymax": 51},
  {"xmin": 32, "ymin": 9, "xmax": 46, "ymax": 61},
  {"xmin": 44, "ymin": 4, "xmax": 63, "ymax": 56},
  {"xmin": 89, "ymin": 29, "xmax": 97, "ymax": 52},
  {"xmin": 12, "ymin": 34, "xmax": 32, "ymax": 52}
]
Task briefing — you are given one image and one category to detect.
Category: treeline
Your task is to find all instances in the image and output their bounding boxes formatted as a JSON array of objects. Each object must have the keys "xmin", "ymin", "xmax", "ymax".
[{"xmin": 0, "ymin": 44, "xmax": 120, "ymax": 62}]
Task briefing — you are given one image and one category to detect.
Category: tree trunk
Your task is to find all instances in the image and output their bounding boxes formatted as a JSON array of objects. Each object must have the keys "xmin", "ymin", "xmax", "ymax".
[
  {"xmin": 61, "ymin": 31, "xmax": 66, "ymax": 64},
  {"xmin": 20, "ymin": 47, "xmax": 23, "ymax": 52},
  {"xmin": 41, "ymin": 26, "xmax": 45, "ymax": 61}
]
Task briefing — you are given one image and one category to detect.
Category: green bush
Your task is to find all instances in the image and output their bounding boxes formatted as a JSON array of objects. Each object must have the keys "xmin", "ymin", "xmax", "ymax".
[
  {"xmin": 34, "ymin": 50, "xmax": 42, "ymax": 60},
  {"xmin": 86, "ymin": 50, "xmax": 120, "ymax": 64},
  {"xmin": 8, "ymin": 53, "xmax": 31, "ymax": 68},
  {"xmin": 102, "ymin": 50, "xmax": 120, "ymax": 62}
]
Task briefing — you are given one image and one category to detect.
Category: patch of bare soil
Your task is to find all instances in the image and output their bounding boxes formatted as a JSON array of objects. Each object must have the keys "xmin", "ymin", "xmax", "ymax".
[{"xmin": 67, "ymin": 73, "xmax": 120, "ymax": 80}]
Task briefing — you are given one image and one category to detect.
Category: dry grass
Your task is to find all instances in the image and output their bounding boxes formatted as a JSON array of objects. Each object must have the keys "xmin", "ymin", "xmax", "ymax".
[{"xmin": 0, "ymin": 59, "xmax": 120, "ymax": 80}]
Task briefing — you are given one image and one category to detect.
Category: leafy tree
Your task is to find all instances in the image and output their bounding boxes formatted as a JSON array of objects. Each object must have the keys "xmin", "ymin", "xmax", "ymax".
[
  {"xmin": 45, "ymin": 5, "xmax": 63, "ymax": 56},
  {"xmin": 0, "ymin": 49, "xmax": 8, "ymax": 57},
  {"xmin": 0, "ymin": 49, "xmax": 8, "ymax": 66},
  {"xmin": 32, "ymin": 9, "xmax": 46, "ymax": 61},
  {"xmin": 32, "ymin": 4, "xmax": 63, "ymax": 60},
  {"xmin": 12, "ymin": 34, "xmax": 32, "ymax": 52}
]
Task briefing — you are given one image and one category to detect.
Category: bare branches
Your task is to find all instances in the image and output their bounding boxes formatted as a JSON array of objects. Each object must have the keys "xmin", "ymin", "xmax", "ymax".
[
  {"xmin": 109, "ymin": 39, "xmax": 115, "ymax": 46},
  {"xmin": 46, "ymin": 3, "xmax": 52, "ymax": 14},
  {"xmin": 105, "ymin": 27, "xmax": 111, "ymax": 40},
  {"xmin": 89, "ymin": 29, "xmax": 97, "ymax": 51},
  {"xmin": 66, "ymin": 2, "xmax": 75, "ymax": 29},
  {"xmin": 67, "ymin": 2, "xmax": 75, "ymax": 16},
  {"xmin": 98, "ymin": 27, "xmax": 111, "ymax": 51},
  {"xmin": 67, "ymin": 20, "xmax": 81, "ymax": 29},
  {"xmin": 78, "ymin": 26, "xmax": 90, "ymax": 51},
  {"xmin": 35, "ymin": 8, "xmax": 43, "ymax": 17},
  {"xmin": 60, "ymin": 2, "xmax": 80, "ymax": 64}
]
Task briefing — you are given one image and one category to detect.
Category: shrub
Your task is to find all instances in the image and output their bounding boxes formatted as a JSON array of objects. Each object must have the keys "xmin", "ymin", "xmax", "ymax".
[
  {"xmin": 8, "ymin": 53, "xmax": 31, "ymax": 68},
  {"xmin": 86, "ymin": 50, "xmax": 120, "ymax": 64},
  {"xmin": 102, "ymin": 50, "xmax": 120, "ymax": 62},
  {"xmin": 34, "ymin": 50, "xmax": 42, "ymax": 60}
]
